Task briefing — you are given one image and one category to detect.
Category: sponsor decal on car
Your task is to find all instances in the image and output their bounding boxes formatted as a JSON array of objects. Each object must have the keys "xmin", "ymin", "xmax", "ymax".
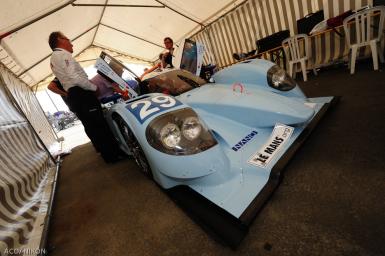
[
  {"xmin": 248, "ymin": 123, "xmax": 294, "ymax": 168},
  {"xmin": 126, "ymin": 95, "xmax": 182, "ymax": 123},
  {"xmin": 232, "ymin": 130, "xmax": 258, "ymax": 151},
  {"xmin": 231, "ymin": 82, "xmax": 252, "ymax": 95}
]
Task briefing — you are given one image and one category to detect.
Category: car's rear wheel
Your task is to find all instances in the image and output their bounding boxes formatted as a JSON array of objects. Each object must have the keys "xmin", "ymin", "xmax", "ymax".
[{"xmin": 115, "ymin": 116, "xmax": 153, "ymax": 179}]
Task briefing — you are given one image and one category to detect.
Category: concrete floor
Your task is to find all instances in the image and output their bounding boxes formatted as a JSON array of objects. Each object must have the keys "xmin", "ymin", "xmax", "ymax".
[
  {"xmin": 57, "ymin": 120, "xmax": 89, "ymax": 151},
  {"xmin": 48, "ymin": 61, "xmax": 385, "ymax": 256}
]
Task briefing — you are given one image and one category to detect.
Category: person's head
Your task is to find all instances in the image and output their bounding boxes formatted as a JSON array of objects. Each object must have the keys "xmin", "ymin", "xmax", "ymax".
[
  {"xmin": 48, "ymin": 31, "xmax": 73, "ymax": 53},
  {"xmin": 163, "ymin": 37, "xmax": 173, "ymax": 50}
]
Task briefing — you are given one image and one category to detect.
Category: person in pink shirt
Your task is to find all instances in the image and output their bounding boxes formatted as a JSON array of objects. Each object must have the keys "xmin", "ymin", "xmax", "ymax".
[{"xmin": 90, "ymin": 72, "xmax": 129, "ymax": 101}]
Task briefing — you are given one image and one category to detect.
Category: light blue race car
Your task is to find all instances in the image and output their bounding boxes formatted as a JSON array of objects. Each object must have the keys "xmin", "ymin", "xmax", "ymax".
[{"xmin": 97, "ymin": 51, "xmax": 337, "ymax": 248}]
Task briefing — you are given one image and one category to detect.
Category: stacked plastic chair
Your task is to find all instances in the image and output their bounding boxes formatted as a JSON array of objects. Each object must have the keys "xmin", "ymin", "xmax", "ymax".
[
  {"xmin": 282, "ymin": 34, "xmax": 317, "ymax": 82},
  {"xmin": 343, "ymin": 6, "xmax": 385, "ymax": 74}
]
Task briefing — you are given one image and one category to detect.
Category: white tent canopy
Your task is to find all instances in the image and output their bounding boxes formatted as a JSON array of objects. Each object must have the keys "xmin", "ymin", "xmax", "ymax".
[{"xmin": 0, "ymin": 0, "xmax": 244, "ymax": 87}]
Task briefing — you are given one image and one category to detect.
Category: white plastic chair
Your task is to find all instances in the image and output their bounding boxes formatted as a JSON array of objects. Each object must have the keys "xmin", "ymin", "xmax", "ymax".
[
  {"xmin": 343, "ymin": 6, "xmax": 385, "ymax": 74},
  {"xmin": 282, "ymin": 34, "xmax": 317, "ymax": 82}
]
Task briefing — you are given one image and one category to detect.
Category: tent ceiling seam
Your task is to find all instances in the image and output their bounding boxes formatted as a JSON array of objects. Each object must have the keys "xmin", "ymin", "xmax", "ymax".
[
  {"xmin": 0, "ymin": 0, "xmax": 76, "ymax": 41},
  {"xmin": 100, "ymin": 23, "xmax": 164, "ymax": 49},
  {"xmin": 71, "ymin": 2, "xmax": 164, "ymax": 8},
  {"xmin": 90, "ymin": 44, "xmax": 152, "ymax": 64},
  {"xmin": 91, "ymin": 0, "xmax": 108, "ymax": 44},
  {"xmin": 155, "ymin": 0, "xmax": 204, "ymax": 27}
]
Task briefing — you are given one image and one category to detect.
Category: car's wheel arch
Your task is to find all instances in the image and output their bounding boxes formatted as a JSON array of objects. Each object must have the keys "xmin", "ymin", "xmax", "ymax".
[
  {"xmin": 111, "ymin": 112, "xmax": 153, "ymax": 179},
  {"xmin": 111, "ymin": 112, "xmax": 133, "ymax": 151}
]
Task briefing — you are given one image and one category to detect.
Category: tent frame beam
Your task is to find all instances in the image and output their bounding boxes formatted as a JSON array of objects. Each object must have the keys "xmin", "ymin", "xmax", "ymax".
[
  {"xmin": 100, "ymin": 23, "xmax": 165, "ymax": 49},
  {"xmin": 155, "ymin": 0, "xmax": 205, "ymax": 27},
  {"xmin": 88, "ymin": 44, "xmax": 152, "ymax": 64},
  {"xmin": 0, "ymin": 0, "xmax": 76, "ymax": 42},
  {"xmin": 92, "ymin": 0, "xmax": 108, "ymax": 43},
  {"xmin": 18, "ymin": 24, "xmax": 99, "ymax": 77},
  {"xmin": 71, "ymin": 3, "xmax": 164, "ymax": 8}
]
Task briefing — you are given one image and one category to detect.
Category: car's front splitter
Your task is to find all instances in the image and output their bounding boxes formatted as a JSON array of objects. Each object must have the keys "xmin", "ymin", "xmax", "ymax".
[{"xmin": 166, "ymin": 96, "xmax": 340, "ymax": 248}]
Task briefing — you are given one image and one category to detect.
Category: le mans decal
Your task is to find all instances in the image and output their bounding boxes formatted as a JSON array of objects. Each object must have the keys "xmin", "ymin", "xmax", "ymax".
[{"xmin": 248, "ymin": 124, "xmax": 294, "ymax": 168}]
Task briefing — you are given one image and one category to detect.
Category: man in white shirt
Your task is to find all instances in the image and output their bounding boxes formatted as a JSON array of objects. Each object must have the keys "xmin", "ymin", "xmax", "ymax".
[{"xmin": 48, "ymin": 31, "xmax": 123, "ymax": 163}]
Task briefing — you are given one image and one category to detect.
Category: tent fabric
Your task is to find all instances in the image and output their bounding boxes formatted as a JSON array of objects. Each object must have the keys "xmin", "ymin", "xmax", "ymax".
[
  {"xmin": 0, "ymin": 0, "xmax": 378, "ymax": 86},
  {"xmin": 0, "ymin": 65, "xmax": 58, "ymax": 154},
  {"xmin": 0, "ymin": 0, "xmax": 244, "ymax": 87},
  {"xmin": 0, "ymin": 66, "xmax": 55, "ymax": 255},
  {"xmin": 190, "ymin": 0, "xmax": 374, "ymax": 68}
]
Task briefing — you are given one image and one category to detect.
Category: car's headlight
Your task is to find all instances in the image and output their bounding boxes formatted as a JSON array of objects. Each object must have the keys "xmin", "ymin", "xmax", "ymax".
[
  {"xmin": 160, "ymin": 123, "xmax": 181, "ymax": 148},
  {"xmin": 146, "ymin": 108, "xmax": 217, "ymax": 155},
  {"xmin": 182, "ymin": 117, "xmax": 202, "ymax": 140},
  {"xmin": 267, "ymin": 65, "xmax": 296, "ymax": 91}
]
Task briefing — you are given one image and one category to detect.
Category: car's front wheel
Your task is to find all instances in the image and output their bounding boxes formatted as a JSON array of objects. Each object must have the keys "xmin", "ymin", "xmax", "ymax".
[{"xmin": 115, "ymin": 116, "xmax": 153, "ymax": 179}]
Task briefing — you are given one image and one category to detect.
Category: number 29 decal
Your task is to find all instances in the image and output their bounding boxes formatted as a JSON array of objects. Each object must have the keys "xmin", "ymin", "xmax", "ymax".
[{"xmin": 126, "ymin": 95, "xmax": 182, "ymax": 123}]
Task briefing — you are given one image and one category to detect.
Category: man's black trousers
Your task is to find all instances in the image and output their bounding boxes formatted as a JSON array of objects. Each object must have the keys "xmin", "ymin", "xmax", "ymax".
[{"xmin": 67, "ymin": 86, "xmax": 121, "ymax": 162}]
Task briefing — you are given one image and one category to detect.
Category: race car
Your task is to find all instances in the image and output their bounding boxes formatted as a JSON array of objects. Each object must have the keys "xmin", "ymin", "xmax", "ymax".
[{"xmin": 97, "ymin": 48, "xmax": 337, "ymax": 248}]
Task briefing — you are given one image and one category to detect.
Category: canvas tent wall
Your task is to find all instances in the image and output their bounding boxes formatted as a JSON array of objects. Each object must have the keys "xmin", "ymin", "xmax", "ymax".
[
  {"xmin": 0, "ymin": 63, "xmax": 57, "ymax": 255},
  {"xmin": 190, "ymin": 0, "xmax": 376, "ymax": 68}
]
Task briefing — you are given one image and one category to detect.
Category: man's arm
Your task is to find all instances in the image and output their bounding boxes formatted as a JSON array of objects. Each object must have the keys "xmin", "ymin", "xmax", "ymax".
[
  {"xmin": 47, "ymin": 81, "xmax": 67, "ymax": 97},
  {"xmin": 140, "ymin": 63, "xmax": 161, "ymax": 80}
]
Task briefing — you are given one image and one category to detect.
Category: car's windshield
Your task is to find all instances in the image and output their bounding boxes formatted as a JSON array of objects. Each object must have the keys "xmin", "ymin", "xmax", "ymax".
[
  {"xmin": 145, "ymin": 69, "xmax": 207, "ymax": 96},
  {"xmin": 98, "ymin": 52, "xmax": 139, "ymax": 89}
]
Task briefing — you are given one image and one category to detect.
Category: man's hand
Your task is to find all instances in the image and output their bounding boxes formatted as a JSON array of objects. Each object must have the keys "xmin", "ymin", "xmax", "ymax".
[{"xmin": 122, "ymin": 90, "xmax": 129, "ymax": 100}]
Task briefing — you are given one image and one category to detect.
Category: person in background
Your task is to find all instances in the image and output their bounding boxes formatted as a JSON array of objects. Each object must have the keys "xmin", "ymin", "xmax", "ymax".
[
  {"xmin": 90, "ymin": 71, "xmax": 129, "ymax": 102},
  {"xmin": 161, "ymin": 37, "xmax": 174, "ymax": 68},
  {"xmin": 48, "ymin": 31, "xmax": 124, "ymax": 163},
  {"xmin": 49, "ymin": 72, "xmax": 129, "ymax": 104},
  {"xmin": 140, "ymin": 37, "xmax": 175, "ymax": 79}
]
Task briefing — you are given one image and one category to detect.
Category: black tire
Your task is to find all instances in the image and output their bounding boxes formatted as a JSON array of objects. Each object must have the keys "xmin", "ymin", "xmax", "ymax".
[{"xmin": 115, "ymin": 116, "xmax": 153, "ymax": 179}]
